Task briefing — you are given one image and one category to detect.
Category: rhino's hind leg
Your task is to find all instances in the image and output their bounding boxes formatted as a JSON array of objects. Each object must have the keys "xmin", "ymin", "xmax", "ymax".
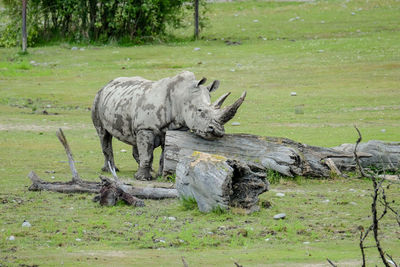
[
  {"xmin": 132, "ymin": 144, "xmax": 140, "ymax": 165},
  {"xmin": 156, "ymin": 135, "xmax": 166, "ymax": 178},
  {"xmin": 97, "ymin": 129, "xmax": 119, "ymax": 172},
  {"xmin": 135, "ymin": 130, "xmax": 155, "ymax": 181}
]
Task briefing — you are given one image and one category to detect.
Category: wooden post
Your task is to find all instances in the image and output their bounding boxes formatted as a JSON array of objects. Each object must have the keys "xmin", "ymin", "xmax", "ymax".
[
  {"xmin": 21, "ymin": 0, "xmax": 27, "ymax": 52},
  {"xmin": 194, "ymin": 0, "xmax": 199, "ymax": 39}
]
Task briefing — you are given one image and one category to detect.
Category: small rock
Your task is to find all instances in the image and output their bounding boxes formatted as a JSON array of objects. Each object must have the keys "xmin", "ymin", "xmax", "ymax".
[
  {"xmin": 322, "ymin": 199, "xmax": 330, "ymax": 203},
  {"xmin": 290, "ymin": 92, "xmax": 297, "ymax": 96},
  {"xmin": 318, "ymin": 50, "xmax": 324, "ymax": 53},
  {"xmin": 264, "ymin": 238, "xmax": 270, "ymax": 241},
  {"xmin": 303, "ymin": 241, "xmax": 310, "ymax": 244},
  {"xmin": 193, "ymin": 47, "xmax": 201, "ymax": 51},
  {"xmin": 276, "ymin": 193, "xmax": 285, "ymax": 197},
  {"xmin": 30, "ymin": 60, "xmax": 36, "ymax": 65},
  {"xmin": 351, "ymin": 12, "xmax": 356, "ymax": 15},
  {"xmin": 273, "ymin": 213, "xmax": 286, "ymax": 220},
  {"xmin": 8, "ymin": 235, "xmax": 15, "ymax": 241},
  {"xmin": 75, "ymin": 238, "xmax": 81, "ymax": 242},
  {"xmin": 253, "ymin": 19, "xmax": 259, "ymax": 23},
  {"xmin": 179, "ymin": 239, "xmax": 185, "ymax": 243},
  {"xmin": 46, "ymin": 104, "xmax": 51, "ymax": 108},
  {"xmin": 350, "ymin": 202, "xmax": 358, "ymax": 205},
  {"xmin": 207, "ymin": 52, "xmax": 212, "ymax": 55},
  {"xmin": 230, "ymin": 69, "xmax": 235, "ymax": 72},
  {"xmin": 112, "ymin": 51, "xmax": 120, "ymax": 54},
  {"xmin": 349, "ymin": 188, "xmax": 356, "ymax": 192},
  {"xmin": 234, "ymin": 14, "xmax": 239, "ymax": 17},
  {"xmin": 381, "ymin": 129, "xmax": 386, "ymax": 133},
  {"xmin": 167, "ymin": 216, "xmax": 176, "ymax": 221},
  {"xmin": 22, "ymin": 221, "xmax": 31, "ymax": 227},
  {"xmin": 79, "ymin": 48, "xmax": 85, "ymax": 51},
  {"xmin": 51, "ymin": 176, "xmax": 55, "ymax": 179},
  {"xmin": 231, "ymin": 122, "xmax": 240, "ymax": 126},
  {"xmin": 71, "ymin": 47, "xmax": 78, "ymax": 51},
  {"xmin": 120, "ymin": 149, "xmax": 127, "ymax": 153},
  {"xmin": 321, "ymin": 20, "xmax": 325, "ymax": 24}
]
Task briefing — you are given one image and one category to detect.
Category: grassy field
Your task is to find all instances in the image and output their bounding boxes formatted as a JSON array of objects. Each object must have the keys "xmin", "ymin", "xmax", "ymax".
[{"xmin": 1, "ymin": 0, "xmax": 400, "ymax": 266}]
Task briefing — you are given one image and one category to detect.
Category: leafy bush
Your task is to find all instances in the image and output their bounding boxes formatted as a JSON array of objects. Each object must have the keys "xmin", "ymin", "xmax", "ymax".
[{"xmin": 0, "ymin": 0, "xmax": 206, "ymax": 47}]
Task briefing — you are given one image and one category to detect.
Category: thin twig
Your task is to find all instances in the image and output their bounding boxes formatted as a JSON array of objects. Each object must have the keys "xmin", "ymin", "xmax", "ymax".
[
  {"xmin": 386, "ymin": 254, "xmax": 398, "ymax": 267},
  {"xmin": 181, "ymin": 256, "xmax": 188, "ymax": 267},
  {"xmin": 326, "ymin": 258, "xmax": 337, "ymax": 267},
  {"xmin": 56, "ymin": 128, "xmax": 81, "ymax": 182},
  {"xmin": 354, "ymin": 126, "xmax": 391, "ymax": 267},
  {"xmin": 108, "ymin": 161, "xmax": 119, "ymax": 181}
]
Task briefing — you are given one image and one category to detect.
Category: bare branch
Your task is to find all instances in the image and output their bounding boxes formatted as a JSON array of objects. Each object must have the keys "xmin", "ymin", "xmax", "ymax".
[
  {"xmin": 326, "ymin": 258, "xmax": 337, "ymax": 267},
  {"xmin": 386, "ymin": 254, "xmax": 398, "ymax": 267},
  {"xmin": 354, "ymin": 126, "xmax": 392, "ymax": 267},
  {"xmin": 181, "ymin": 256, "xmax": 189, "ymax": 267},
  {"xmin": 108, "ymin": 161, "xmax": 119, "ymax": 181},
  {"xmin": 56, "ymin": 128, "xmax": 82, "ymax": 182}
]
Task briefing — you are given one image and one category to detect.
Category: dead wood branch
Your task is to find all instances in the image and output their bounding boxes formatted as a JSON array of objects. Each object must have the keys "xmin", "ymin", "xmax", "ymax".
[
  {"xmin": 56, "ymin": 128, "xmax": 81, "ymax": 182},
  {"xmin": 326, "ymin": 258, "xmax": 337, "ymax": 267},
  {"xmin": 355, "ymin": 126, "xmax": 397, "ymax": 267}
]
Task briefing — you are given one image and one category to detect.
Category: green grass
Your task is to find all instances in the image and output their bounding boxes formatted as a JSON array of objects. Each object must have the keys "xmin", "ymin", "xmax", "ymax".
[{"xmin": 1, "ymin": 0, "xmax": 400, "ymax": 265}]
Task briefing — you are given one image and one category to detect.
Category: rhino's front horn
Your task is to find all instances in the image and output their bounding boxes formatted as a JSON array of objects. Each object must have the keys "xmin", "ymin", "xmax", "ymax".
[
  {"xmin": 212, "ymin": 92, "xmax": 231, "ymax": 109},
  {"xmin": 217, "ymin": 91, "xmax": 246, "ymax": 124}
]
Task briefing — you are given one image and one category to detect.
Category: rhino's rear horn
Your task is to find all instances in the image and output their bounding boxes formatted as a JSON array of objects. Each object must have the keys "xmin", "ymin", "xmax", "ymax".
[
  {"xmin": 212, "ymin": 92, "xmax": 231, "ymax": 109},
  {"xmin": 217, "ymin": 91, "xmax": 246, "ymax": 124}
]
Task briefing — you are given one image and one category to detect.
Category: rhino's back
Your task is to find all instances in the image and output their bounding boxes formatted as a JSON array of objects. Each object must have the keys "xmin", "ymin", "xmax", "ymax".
[{"xmin": 93, "ymin": 76, "xmax": 170, "ymax": 144}]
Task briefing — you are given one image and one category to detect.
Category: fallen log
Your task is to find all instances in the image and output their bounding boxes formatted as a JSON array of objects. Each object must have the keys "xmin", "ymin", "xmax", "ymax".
[
  {"xmin": 163, "ymin": 130, "xmax": 400, "ymax": 178},
  {"xmin": 176, "ymin": 152, "xmax": 269, "ymax": 213}
]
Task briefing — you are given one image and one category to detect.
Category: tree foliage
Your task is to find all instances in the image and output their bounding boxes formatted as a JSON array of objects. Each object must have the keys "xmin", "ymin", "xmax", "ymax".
[{"xmin": 0, "ymin": 0, "xmax": 205, "ymax": 47}]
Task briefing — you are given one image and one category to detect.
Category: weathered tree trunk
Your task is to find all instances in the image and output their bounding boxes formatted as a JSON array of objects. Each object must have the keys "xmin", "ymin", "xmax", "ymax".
[
  {"xmin": 194, "ymin": 0, "xmax": 199, "ymax": 39},
  {"xmin": 163, "ymin": 131, "xmax": 400, "ymax": 178},
  {"xmin": 21, "ymin": 0, "xmax": 27, "ymax": 53},
  {"xmin": 176, "ymin": 152, "xmax": 268, "ymax": 213}
]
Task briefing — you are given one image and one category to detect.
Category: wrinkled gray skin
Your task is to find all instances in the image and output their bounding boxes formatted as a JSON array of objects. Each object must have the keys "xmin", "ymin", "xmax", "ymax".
[{"xmin": 92, "ymin": 71, "xmax": 246, "ymax": 180}]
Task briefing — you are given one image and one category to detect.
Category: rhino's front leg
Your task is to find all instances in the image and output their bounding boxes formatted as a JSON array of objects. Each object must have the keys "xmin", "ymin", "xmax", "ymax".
[{"xmin": 135, "ymin": 130, "xmax": 155, "ymax": 181}]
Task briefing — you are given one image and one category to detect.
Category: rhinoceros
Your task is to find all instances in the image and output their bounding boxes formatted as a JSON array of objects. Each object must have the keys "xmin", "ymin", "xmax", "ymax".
[{"xmin": 92, "ymin": 71, "xmax": 246, "ymax": 180}]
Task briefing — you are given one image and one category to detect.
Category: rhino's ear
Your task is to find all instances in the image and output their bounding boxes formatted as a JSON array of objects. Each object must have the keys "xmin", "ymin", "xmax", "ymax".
[
  {"xmin": 207, "ymin": 80, "xmax": 220, "ymax": 93},
  {"xmin": 197, "ymin": 77, "xmax": 207, "ymax": 87}
]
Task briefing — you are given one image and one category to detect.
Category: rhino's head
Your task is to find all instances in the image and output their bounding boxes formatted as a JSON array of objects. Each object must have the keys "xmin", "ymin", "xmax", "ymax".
[{"xmin": 181, "ymin": 76, "xmax": 246, "ymax": 140}]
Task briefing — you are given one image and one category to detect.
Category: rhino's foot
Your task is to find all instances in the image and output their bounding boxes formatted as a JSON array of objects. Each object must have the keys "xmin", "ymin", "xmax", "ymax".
[
  {"xmin": 135, "ymin": 167, "xmax": 153, "ymax": 181},
  {"xmin": 101, "ymin": 165, "xmax": 120, "ymax": 172}
]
